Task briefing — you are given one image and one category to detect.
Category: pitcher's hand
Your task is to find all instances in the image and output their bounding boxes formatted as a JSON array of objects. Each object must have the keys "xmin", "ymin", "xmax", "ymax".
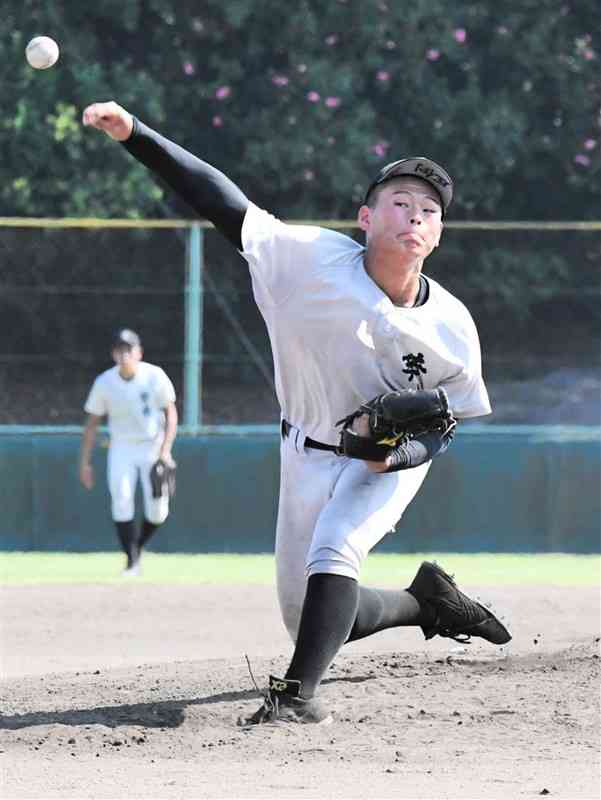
[
  {"xmin": 82, "ymin": 101, "xmax": 134, "ymax": 141},
  {"xmin": 351, "ymin": 413, "xmax": 391, "ymax": 473}
]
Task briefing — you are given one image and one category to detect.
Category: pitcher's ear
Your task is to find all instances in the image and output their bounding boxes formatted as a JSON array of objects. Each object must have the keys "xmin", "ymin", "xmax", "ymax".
[{"xmin": 357, "ymin": 204, "xmax": 371, "ymax": 232}]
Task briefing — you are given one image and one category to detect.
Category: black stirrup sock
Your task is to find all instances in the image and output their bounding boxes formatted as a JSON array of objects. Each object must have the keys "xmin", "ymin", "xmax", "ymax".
[
  {"xmin": 138, "ymin": 519, "xmax": 160, "ymax": 550},
  {"xmin": 115, "ymin": 520, "xmax": 138, "ymax": 568},
  {"xmin": 285, "ymin": 573, "xmax": 359, "ymax": 699},
  {"xmin": 346, "ymin": 586, "xmax": 437, "ymax": 642}
]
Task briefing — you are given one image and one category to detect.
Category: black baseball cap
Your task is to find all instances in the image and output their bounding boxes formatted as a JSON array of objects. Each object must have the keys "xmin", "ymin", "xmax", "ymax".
[
  {"xmin": 112, "ymin": 328, "xmax": 141, "ymax": 349},
  {"xmin": 364, "ymin": 157, "xmax": 453, "ymax": 214}
]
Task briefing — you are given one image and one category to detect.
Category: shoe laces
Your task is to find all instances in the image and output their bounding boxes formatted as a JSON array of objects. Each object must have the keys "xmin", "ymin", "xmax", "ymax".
[
  {"xmin": 244, "ymin": 654, "xmax": 277, "ymax": 719},
  {"xmin": 436, "ymin": 626, "xmax": 474, "ymax": 644}
]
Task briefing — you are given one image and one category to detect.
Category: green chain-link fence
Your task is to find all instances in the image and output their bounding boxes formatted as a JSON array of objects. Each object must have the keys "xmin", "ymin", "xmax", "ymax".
[{"xmin": 0, "ymin": 218, "xmax": 599, "ymax": 430}]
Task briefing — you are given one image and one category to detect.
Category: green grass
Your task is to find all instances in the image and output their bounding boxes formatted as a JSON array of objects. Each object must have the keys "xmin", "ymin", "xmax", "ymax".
[{"xmin": 0, "ymin": 552, "xmax": 599, "ymax": 586}]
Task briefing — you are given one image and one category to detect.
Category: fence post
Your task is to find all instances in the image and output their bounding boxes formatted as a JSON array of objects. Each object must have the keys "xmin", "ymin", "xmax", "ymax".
[{"xmin": 184, "ymin": 224, "xmax": 204, "ymax": 431}]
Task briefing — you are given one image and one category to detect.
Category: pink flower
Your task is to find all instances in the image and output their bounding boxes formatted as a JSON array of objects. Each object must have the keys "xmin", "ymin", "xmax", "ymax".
[
  {"xmin": 212, "ymin": 115, "xmax": 223, "ymax": 127},
  {"xmin": 376, "ymin": 70, "xmax": 390, "ymax": 82},
  {"xmin": 325, "ymin": 34, "xmax": 338, "ymax": 46},
  {"xmin": 272, "ymin": 75, "xmax": 289, "ymax": 87},
  {"xmin": 584, "ymin": 138, "xmax": 597, "ymax": 150},
  {"xmin": 303, "ymin": 170, "xmax": 315, "ymax": 181},
  {"xmin": 574, "ymin": 154, "xmax": 591, "ymax": 166},
  {"xmin": 325, "ymin": 96, "xmax": 341, "ymax": 108},
  {"xmin": 183, "ymin": 62, "xmax": 195, "ymax": 76},
  {"xmin": 307, "ymin": 91, "xmax": 320, "ymax": 103},
  {"xmin": 426, "ymin": 49, "xmax": 440, "ymax": 61},
  {"xmin": 215, "ymin": 86, "xmax": 231, "ymax": 100},
  {"xmin": 583, "ymin": 48, "xmax": 595, "ymax": 60},
  {"xmin": 371, "ymin": 141, "xmax": 390, "ymax": 158},
  {"xmin": 454, "ymin": 28, "xmax": 467, "ymax": 44}
]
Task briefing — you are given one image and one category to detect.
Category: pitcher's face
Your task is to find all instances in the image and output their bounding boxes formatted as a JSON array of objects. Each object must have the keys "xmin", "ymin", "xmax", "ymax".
[{"xmin": 358, "ymin": 176, "xmax": 443, "ymax": 261}]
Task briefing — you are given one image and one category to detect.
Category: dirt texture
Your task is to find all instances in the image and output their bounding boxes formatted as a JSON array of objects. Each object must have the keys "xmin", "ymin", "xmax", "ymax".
[{"xmin": 1, "ymin": 582, "xmax": 600, "ymax": 800}]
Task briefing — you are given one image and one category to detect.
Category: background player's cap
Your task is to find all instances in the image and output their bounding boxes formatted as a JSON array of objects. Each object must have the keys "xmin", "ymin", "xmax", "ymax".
[
  {"xmin": 363, "ymin": 157, "xmax": 453, "ymax": 214},
  {"xmin": 112, "ymin": 328, "xmax": 141, "ymax": 349}
]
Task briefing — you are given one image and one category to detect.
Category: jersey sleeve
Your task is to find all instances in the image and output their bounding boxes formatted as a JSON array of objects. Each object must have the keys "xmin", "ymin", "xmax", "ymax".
[
  {"xmin": 84, "ymin": 377, "xmax": 107, "ymax": 417},
  {"xmin": 441, "ymin": 371, "xmax": 491, "ymax": 419},
  {"xmin": 240, "ymin": 202, "xmax": 326, "ymax": 306},
  {"xmin": 154, "ymin": 368, "xmax": 176, "ymax": 408},
  {"xmin": 439, "ymin": 312, "xmax": 492, "ymax": 419}
]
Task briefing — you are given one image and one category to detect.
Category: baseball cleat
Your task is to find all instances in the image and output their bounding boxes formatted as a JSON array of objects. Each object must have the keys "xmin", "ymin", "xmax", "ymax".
[
  {"xmin": 121, "ymin": 563, "xmax": 141, "ymax": 577},
  {"xmin": 407, "ymin": 561, "xmax": 511, "ymax": 645},
  {"xmin": 238, "ymin": 676, "xmax": 333, "ymax": 726}
]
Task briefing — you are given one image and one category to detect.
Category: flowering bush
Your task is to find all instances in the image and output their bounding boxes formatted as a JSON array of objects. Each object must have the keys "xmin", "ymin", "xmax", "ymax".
[{"xmin": 1, "ymin": 0, "xmax": 598, "ymax": 221}]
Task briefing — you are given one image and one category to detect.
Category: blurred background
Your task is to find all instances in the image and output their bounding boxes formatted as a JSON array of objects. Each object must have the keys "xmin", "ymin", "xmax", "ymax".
[{"xmin": 0, "ymin": 0, "xmax": 599, "ymax": 428}]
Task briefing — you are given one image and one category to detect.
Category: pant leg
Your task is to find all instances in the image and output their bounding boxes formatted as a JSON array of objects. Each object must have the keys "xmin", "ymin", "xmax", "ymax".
[
  {"xmin": 107, "ymin": 442, "xmax": 139, "ymax": 522},
  {"xmin": 306, "ymin": 459, "xmax": 431, "ymax": 580},
  {"xmin": 139, "ymin": 441, "xmax": 170, "ymax": 525},
  {"xmin": 275, "ymin": 434, "xmax": 336, "ymax": 641}
]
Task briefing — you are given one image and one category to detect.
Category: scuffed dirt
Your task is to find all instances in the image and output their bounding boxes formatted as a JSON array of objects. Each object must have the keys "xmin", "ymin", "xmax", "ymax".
[{"xmin": 1, "ymin": 583, "xmax": 599, "ymax": 800}]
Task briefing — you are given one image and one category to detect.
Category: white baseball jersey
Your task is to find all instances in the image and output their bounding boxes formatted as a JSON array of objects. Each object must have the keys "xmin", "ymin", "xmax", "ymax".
[
  {"xmin": 240, "ymin": 202, "xmax": 491, "ymax": 640},
  {"xmin": 241, "ymin": 202, "xmax": 490, "ymax": 443},
  {"xmin": 84, "ymin": 362, "xmax": 176, "ymax": 443}
]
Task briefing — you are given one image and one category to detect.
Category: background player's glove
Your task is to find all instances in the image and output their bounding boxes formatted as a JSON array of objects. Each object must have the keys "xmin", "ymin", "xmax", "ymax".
[
  {"xmin": 336, "ymin": 387, "xmax": 456, "ymax": 461},
  {"xmin": 150, "ymin": 458, "xmax": 177, "ymax": 499}
]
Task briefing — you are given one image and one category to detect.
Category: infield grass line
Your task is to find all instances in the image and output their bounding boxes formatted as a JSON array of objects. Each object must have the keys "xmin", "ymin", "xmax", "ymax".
[{"xmin": 0, "ymin": 552, "xmax": 599, "ymax": 586}]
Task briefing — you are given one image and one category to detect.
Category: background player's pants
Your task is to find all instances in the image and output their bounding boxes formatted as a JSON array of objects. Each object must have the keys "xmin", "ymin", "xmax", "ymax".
[
  {"xmin": 275, "ymin": 426, "xmax": 430, "ymax": 641},
  {"xmin": 107, "ymin": 439, "xmax": 169, "ymax": 525}
]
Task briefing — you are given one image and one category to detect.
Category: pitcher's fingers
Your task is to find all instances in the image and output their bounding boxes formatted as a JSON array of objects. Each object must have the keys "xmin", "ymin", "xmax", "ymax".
[
  {"xmin": 82, "ymin": 102, "xmax": 113, "ymax": 127},
  {"xmin": 82, "ymin": 104, "xmax": 100, "ymax": 126}
]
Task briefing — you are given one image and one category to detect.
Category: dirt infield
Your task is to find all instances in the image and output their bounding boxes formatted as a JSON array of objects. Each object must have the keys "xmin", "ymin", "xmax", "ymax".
[{"xmin": 1, "ymin": 582, "xmax": 600, "ymax": 799}]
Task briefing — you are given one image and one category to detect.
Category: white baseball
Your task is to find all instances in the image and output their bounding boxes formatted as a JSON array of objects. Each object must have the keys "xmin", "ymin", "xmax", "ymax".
[{"xmin": 25, "ymin": 36, "xmax": 60, "ymax": 70}]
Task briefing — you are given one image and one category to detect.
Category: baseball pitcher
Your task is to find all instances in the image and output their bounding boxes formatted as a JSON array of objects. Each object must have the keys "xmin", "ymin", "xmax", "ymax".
[{"xmin": 82, "ymin": 102, "xmax": 510, "ymax": 724}]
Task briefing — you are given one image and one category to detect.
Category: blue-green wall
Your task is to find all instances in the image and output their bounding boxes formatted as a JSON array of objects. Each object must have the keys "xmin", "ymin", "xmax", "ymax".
[{"xmin": 0, "ymin": 429, "xmax": 599, "ymax": 553}]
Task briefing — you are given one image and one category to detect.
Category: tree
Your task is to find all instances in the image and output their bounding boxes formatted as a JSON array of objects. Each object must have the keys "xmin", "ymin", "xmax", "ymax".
[{"xmin": 0, "ymin": 0, "xmax": 597, "ymax": 220}]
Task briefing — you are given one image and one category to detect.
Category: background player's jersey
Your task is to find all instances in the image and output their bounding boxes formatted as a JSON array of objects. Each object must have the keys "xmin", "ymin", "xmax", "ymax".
[
  {"xmin": 241, "ymin": 202, "xmax": 491, "ymax": 444},
  {"xmin": 84, "ymin": 362, "xmax": 176, "ymax": 443}
]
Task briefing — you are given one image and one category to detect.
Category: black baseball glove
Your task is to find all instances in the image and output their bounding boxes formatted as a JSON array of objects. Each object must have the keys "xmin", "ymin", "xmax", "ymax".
[
  {"xmin": 336, "ymin": 387, "xmax": 456, "ymax": 461},
  {"xmin": 150, "ymin": 458, "xmax": 177, "ymax": 499}
]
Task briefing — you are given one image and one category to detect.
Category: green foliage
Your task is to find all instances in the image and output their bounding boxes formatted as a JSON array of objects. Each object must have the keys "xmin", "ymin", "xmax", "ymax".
[
  {"xmin": 0, "ymin": 0, "xmax": 598, "ymax": 403},
  {"xmin": 0, "ymin": 0, "xmax": 598, "ymax": 220}
]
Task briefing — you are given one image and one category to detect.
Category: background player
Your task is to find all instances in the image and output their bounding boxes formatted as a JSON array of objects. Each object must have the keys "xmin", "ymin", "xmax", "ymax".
[
  {"xmin": 79, "ymin": 328, "xmax": 178, "ymax": 576},
  {"xmin": 81, "ymin": 102, "xmax": 509, "ymax": 722}
]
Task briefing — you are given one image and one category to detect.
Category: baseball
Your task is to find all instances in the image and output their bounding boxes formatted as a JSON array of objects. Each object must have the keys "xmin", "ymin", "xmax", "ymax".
[{"xmin": 25, "ymin": 36, "xmax": 60, "ymax": 70}]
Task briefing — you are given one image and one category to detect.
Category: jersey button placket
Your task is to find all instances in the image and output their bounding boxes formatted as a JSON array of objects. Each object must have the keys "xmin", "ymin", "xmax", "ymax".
[{"xmin": 372, "ymin": 313, "xmax": 397, "ymax": 355}]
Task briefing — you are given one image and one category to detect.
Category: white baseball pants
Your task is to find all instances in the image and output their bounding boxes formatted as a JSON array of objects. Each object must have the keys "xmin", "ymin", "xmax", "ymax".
[
  {"xmin": 275, "ymin": 425, "xmax": 430, "ymax": 641},
  {"xmin": 107, "ymin": 439, "xmax": 169, "ymax": 525}
]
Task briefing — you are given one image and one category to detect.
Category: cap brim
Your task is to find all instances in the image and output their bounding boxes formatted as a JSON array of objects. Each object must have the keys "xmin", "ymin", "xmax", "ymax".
[{"xmin": 365, "ymin": 157, "xmax": 453, "ymax": 212}]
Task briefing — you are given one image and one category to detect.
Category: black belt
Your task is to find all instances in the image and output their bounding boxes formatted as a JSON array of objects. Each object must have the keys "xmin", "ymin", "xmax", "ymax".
[{"xmin": 281, "ymin": 419, "xmax": 339, "ymax": 453}]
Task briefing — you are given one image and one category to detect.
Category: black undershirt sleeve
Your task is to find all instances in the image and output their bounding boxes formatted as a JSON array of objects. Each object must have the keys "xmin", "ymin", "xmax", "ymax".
[
  {"xmin": 121, "ymin": 118, "xmax": 249, "ymax": 250},
  {"xmin": 384, "ymin": 425, "xmax": 455, "ymax": 472}
]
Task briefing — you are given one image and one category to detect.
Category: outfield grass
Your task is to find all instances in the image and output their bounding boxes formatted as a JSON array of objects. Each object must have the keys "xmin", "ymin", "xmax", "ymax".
[{"xmin": 0, "ymin": 552, "xmax": 599, "ymax": 586}]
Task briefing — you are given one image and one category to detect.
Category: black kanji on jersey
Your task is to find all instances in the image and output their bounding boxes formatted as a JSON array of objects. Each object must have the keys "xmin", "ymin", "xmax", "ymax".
[{"xmin": 403, "ymin": 352, "xmax": 427, "ymax": 385}]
